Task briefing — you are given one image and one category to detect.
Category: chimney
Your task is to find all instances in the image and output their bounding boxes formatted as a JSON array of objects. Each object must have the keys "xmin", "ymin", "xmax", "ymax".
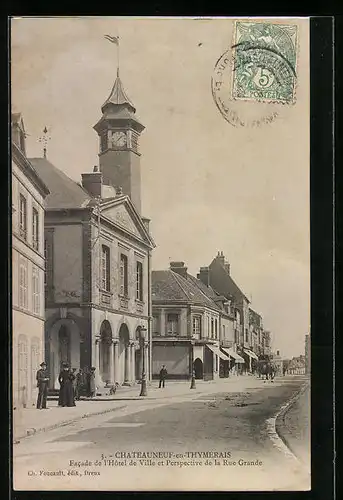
[
  {"xmin": 198, "ymin": 266, "xmax": 210, "ymax": 286},
  {"xmin": 217, "ymin": 251, "xmax": 225, "ymax": 266},
  {"xmin": 170, "ymin": 261, "xmax": 188, "ymax": 278},
  {"xmin": 81, "ymin": 166, "xmax": 103, "ymax": 198}
]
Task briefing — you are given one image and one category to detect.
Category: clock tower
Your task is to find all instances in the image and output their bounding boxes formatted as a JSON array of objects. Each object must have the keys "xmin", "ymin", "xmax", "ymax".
[{"xmin": 94, "ymin": 69, "xmax": 145, "ymax": 214}]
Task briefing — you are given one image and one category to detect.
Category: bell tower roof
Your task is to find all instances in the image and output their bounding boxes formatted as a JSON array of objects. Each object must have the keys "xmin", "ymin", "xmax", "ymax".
[{"xmin": 101, "ymin": 70, "xmax": 136, "ymax": 113}]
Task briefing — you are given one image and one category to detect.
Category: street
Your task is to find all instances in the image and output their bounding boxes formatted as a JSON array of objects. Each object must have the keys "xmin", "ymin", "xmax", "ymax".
[{"xmin": 13, "ymin": 376, "xmax": 310, "ymax": 491}]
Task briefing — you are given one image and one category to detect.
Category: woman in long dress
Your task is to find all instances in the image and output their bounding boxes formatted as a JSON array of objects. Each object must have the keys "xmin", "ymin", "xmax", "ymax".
[
  {"xmin": 58, "ymin": 363, "xmax": 76, "ymax": 407},
  {"xmin": 89, "ymin": 367, "xmax": 96, "ymax": 398}
]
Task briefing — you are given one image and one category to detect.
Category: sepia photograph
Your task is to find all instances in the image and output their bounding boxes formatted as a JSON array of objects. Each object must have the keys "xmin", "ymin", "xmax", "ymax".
[{"xmin": 11, "ymin": 16, "xmax": 310, "ymax": 491}]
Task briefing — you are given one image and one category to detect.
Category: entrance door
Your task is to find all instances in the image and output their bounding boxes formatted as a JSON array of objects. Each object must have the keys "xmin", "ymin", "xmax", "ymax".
[
  {"xmin": 58, "ymin": 325, "xmax": 70, "ymax": 369},
  {"xmin": 194, "ymin": 358, "xmax": 204, "ymax": 379}
]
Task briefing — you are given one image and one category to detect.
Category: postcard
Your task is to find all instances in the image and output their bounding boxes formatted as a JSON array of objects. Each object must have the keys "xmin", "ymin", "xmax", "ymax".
[{"xmin": 11, "ymin": 16, "xmax": 310, "ymax": 491}]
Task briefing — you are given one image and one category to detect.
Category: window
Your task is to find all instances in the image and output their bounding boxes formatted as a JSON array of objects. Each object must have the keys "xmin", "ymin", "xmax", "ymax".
[
  {"xmin": 211, "ymin": 318, "xmax": 214, "ymax": 338},
  {"xmin": 44, "ymin": 239, "xmax": 47, "ymax": 286},
  {"xmin": 31, "ymin": 337, "xmax": 40, "ymax": 389},
  {"xmin": 152, "ymin": 315, "xmax": 159, "ymax": 335},
  {"xmin": 32, "ymin": 266, "xmax": 40, "ymax": 314},
  {"xmin": 215, "ymin": 319, "xmax": 218, "ymax": 339},
  {"xmin": 19, "ymin": 194, "xmax": 27, "ymax": 239},
  {"xmin": 222, "ymin": 325, "xmax": 225, "ymax": 339},
  {"xmin": 136, "ymin": 261, "xmax": 143, "ymax": 301},
  {"xmin": 18, "ymin": 335, "xmax": 28, "ymax": 401},
  {"xmin": 32, "ymin": 208, "xmax": 39, "ymax": 250},
  {"xmin": 120, "ymin": 254, "xmax": 128, "ymax": 296},
  {"xmin": 192, "ymin": 316, "xmax": 202, "ymax": 338},
  {"xmin": 245, "ymin": 328, "xmax": 249, "ymax": 342},
  {"xmin": 167, "ymin": 313, "xmax": 179, "ymax": 336},
  {"xmin": 101, "ymin": 245, "xmax": 110, "ymax": 291},
  {"xmin": 19, "ymin": 257, "xmax": 28, "ymax": 309}
]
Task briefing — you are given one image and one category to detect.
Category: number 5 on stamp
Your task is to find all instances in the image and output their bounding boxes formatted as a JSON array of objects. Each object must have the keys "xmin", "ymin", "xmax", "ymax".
[{"xmin": 231, "ymin": 21, "xmax": 298, "ymax": 104}]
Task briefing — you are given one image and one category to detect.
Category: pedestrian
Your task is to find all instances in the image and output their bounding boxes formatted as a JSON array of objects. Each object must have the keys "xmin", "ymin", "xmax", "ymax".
[
  {"xmin": 36, "ymin": 362, "xmax": 50, "ymax": 410},
  {"xmin": 159, "ymin": 365, "xmax": 168, "ymax": 388},
  {"xmin": 58, "ymin": 362, "xmax": 76, "ymax": 407},
  {"xmin": 89, "ymin": 366, "xmax": 96, "ymax": 398},
  {"xmin": 70, "ymin": 368, "xmax": 77, "ymax": 404},
  {"xmin": 75, "ymin": 368, "xmax": 84, "ymax": 400}
]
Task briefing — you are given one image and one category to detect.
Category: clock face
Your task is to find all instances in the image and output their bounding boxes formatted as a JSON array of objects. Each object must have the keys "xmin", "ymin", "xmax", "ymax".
[{"xmin": 111, "ymin": 131, "xmax": 127, "ymax": 147}]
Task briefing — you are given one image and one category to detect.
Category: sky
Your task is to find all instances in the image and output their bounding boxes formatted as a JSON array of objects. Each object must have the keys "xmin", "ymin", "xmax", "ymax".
[{"xmin": 11, "ymin": 17, "xmax": 310, "ymax": 358}]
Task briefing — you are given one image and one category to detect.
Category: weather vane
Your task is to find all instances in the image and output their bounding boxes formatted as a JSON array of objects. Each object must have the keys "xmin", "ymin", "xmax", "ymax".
[{"xmin": 38, "ymin": 126, "xmax": 51, "ymax": 158}]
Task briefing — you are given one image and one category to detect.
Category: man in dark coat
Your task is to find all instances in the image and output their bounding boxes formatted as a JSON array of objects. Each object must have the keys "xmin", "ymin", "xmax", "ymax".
[
  {"xmin": 159, "ymin": 365, "xmax": 168, "ymax": 388},
  {"xmin": 36, "ymin": 362, "xmax": 49, "ymax": 409}
]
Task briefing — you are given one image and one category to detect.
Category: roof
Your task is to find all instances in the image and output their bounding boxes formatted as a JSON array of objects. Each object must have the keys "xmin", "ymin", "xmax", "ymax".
[
  {"xmin": 152, "ymin": 270, "xmax": 221, "ymax": 311},
  {"xmin": 12, "ymin": 144, "xmax": 50, "ymax": 197},
  {"xmin": 102, "ymin": 74, "xmax": 136, "ymax": 113},
  {"xmin": 209, "ymin": 255, "xmax": 250, "ymax": 303},
  {"xmin": 29, "ymin": 157, "xmax": 91, "ymax": 209}
]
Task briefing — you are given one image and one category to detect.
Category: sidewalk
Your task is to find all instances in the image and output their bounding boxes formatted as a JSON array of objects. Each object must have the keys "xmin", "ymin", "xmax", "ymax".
[
  {"xmin": 12, "ymin": 375, "xmax": 260, "ymax": 443},
  {"xmin": 276, "ymin": 382, "xmax": 310, "ymax": 469}
]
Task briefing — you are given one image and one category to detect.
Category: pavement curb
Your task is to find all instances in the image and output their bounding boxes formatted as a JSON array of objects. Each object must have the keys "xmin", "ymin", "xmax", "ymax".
[
  {"xmin": 13, "ymin": 404, "xmax": 127, "ymax": 443},
  {"xmin": 274, "ymin": 381, "xmax": 310, "ymax": 462}
]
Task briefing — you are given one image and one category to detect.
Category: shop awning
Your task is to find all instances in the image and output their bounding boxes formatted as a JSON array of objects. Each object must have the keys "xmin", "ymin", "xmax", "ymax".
[
  {"xmin": 221, "ymin": 347, "xmax": 245, "ymax": 364},
  {"xmin": 243, "ymin": 348, "xmax": 259, "ymax": 360},
  {"xmin": 206, "ymin": 344, "xmax": 229, "ymax": 361}
]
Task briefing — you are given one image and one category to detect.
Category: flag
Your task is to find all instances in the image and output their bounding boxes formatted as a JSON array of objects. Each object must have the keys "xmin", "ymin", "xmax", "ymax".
[{"xmin": 104, "ymin": 34, "xmax": 119, "ymax": 45}]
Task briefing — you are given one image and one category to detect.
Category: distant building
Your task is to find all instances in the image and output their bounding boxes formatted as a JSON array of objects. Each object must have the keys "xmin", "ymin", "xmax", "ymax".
[
  {"xmin": 305, "ymin": 334, "xmax": 310, "ymax": 374},
  {"xmin": 12, "ymin": 113, "xmax": 50, "ymax": 408},
  {"xmin": 29, "ymin": 71, "xmax": 155, "ymax": 391},
  {"xmin": 198, "ymin": 252, "xmax": 259, "ymax": 371},
  {"xmin": 271, "ymin": 349, "xmax": 283, "ymax": 375},
  {"xmin": 287, "ymin": 355, "xmax": 305, "ymax": 375}
]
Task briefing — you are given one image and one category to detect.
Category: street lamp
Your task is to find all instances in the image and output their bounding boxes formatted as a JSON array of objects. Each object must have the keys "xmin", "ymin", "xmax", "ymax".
[
  {"xmin": 190, "ymin": 343, "xmax": 196, "ymax": 389},
  {"xmin": 139, "ymin": 326, "xmax": 148, "ymax": 397}
]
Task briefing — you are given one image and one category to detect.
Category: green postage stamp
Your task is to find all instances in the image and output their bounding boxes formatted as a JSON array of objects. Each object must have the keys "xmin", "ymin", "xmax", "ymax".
[{"xmin": 231, "ymin": 21, "xmax": 298, "ymax": 103}]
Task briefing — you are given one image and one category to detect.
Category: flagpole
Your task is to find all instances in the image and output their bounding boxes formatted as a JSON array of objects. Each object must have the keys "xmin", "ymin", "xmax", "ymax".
[{"xmin": 117, "ymin": 38, "xmax": 120, "ymax": 77}]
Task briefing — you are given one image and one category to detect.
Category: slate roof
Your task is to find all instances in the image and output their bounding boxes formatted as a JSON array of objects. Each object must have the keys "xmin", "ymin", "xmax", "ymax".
[
  {"xmin": 102, "ymin": 75, "xmax": 136, "ymax": 112},
  {"xmin": 152, "ymin": 270, "xmax": 221, "ymax": 311},
  {"xmin": 209, "ymin": 256, "xmax": 250, "ymax": 303},
  {"xmin": 29, "ymin": 157, "xmax": 91, "ymax": 209}
]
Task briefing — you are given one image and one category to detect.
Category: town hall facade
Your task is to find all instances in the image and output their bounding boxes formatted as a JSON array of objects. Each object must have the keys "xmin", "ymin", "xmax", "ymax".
[{"xmin": 30, "ymin": 70, "xmax": 155, "ymax": 391}]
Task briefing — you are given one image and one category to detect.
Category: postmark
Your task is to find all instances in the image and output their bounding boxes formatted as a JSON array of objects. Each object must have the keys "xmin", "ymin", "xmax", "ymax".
[
  {"xmin": 231, "ymin": 21, "xmax": 298, "ymax": 104},
  {"xmin": 211, "ymin": 21, "xmax": 299, "ymax": 128}
]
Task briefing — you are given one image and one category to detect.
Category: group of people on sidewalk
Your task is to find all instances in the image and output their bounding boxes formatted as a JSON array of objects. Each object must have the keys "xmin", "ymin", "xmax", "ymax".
[{"xmin": 36, "ymin": 361, "xmax": 98, "ymax": 410}]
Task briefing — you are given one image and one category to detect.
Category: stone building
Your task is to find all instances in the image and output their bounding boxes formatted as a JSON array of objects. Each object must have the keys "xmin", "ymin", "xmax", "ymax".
[
  {"xmin": 29, "ymin": 71, "xmax": 155, "ymax": 391},
  {"xmin": 199, "ymin": 252, "xmax": 259, "ymax": 371},
  {"xmin": 151, "ymin": 262, "xmax": 232, "ymax": 381},
  {"xmin": 12, "ymin": 113, "xmax": 50, "ymax": 408},
  {"xmin": 196, "ymin": 267, "xmax": 245, "ymax": 376}
]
